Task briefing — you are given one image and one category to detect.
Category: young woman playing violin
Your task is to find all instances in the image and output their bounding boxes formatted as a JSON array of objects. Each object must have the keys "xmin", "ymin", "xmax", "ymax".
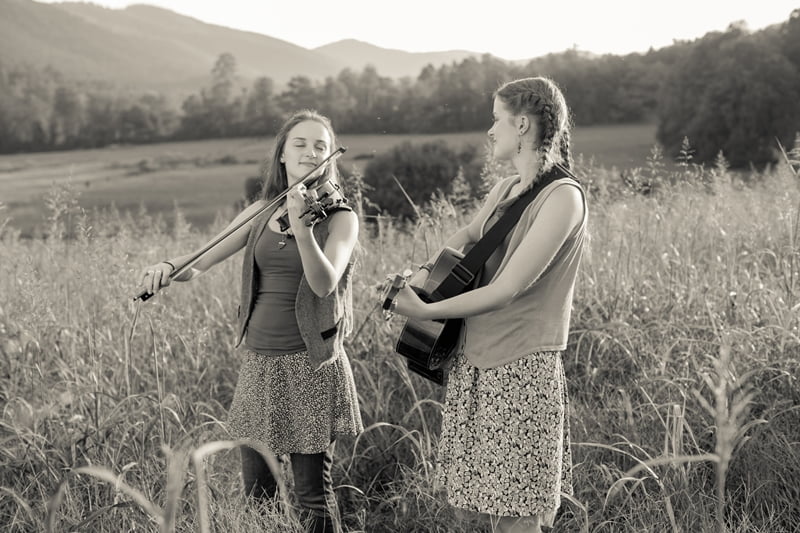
[
  {"xmin": 137, "ymin": 110, "xmax": 362, "ymax": 533},
  {"xmin": 390, "ymin": 77, "xmax": 587, "ymax": 533}
]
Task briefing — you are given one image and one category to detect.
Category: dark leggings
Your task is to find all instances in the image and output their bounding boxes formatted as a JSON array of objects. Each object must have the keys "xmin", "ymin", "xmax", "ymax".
[{"xmin": 240, "ymin": 442, "xmax": 341, "ymax": 533}]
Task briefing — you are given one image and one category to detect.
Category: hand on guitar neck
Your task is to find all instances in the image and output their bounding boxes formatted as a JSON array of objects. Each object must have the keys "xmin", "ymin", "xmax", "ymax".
[
  {"xmin": 379, "ymin": 247, "xmax": 473, "ymax": 385},
  {"xmin": 380, "ymin": 267, "xmax": 434, "ymax": 321}
]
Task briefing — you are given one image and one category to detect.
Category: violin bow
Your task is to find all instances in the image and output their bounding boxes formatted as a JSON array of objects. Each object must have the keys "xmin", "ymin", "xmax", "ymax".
[{"xmin": 134, "ymin": 146, "xmax": 347, "ymax": 301}]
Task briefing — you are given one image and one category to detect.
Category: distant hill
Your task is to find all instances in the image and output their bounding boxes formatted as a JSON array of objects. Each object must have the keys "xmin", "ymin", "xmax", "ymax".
[
  {"xmin": 0, "ymin": 0, "xmax": 491, "ymax": 91},
  {"xmin": 59, "ymin": 2, "xmax": 349, "ymax": 85},
  {"xmin": 314, "ymin": 39, "xmax": 483, "ymax": 78},
  {"xmin": 0, "ymin": 0, "xmax": 346, "ymax": 90}
]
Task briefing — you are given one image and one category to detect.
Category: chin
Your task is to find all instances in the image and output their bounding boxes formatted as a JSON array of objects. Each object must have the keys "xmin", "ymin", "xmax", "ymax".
[{"xmin": 493, "ymin": 146, "xmax": 512, "ymax": 161}]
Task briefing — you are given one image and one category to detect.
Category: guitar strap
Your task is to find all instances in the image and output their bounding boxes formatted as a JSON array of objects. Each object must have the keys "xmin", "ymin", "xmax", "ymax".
[{"xmin": 432, "ymin": 163, "xmax": 578, "ymax": 300}]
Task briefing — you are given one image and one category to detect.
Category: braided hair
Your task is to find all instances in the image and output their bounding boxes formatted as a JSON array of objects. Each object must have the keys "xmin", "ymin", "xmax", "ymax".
[{"xmin": 494, "ymin": 77, "xmax": 573, "ymax": 171}]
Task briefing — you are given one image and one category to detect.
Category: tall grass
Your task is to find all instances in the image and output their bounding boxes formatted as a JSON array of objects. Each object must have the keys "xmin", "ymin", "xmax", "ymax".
[{"xmin": 1, "ymin": 147, "xmax": 799, "ymax": 532}]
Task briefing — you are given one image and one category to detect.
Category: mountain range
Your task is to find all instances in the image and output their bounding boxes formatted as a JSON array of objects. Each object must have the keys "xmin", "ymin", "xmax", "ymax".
[{"xmin": 0, "ymin": 0, "xmax": 490, "ymax": 91}]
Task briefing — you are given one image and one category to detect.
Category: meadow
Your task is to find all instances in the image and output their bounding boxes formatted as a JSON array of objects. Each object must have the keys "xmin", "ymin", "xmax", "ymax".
[
  {"xmin": 0, "ymin": 124, "xmax": 658, "ymax": 238},
  {"xmin": 1, "ymin": 134, "xmax": 799, "ymax": 532}
]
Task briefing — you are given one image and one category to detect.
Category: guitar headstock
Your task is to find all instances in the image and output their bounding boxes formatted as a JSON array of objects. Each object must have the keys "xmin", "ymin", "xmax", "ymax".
[{"xmin": 379, "ymin": 269, "xmax": 412, "ymax": 320}]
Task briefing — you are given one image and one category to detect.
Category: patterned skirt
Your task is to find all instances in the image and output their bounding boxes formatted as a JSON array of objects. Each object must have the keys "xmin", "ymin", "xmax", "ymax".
[
  {"xmin": 436, "ymin": 350, "xmax": 573, "ymax": 526},
  {"xmin": 227, "ymin": 348, "xmax": 363, "ymax": 456}
]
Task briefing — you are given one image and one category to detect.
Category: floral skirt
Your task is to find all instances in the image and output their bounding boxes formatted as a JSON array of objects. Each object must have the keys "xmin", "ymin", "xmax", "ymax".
[
  {"xmin": 436, "ymin": 350, "xmax": 573, "ymax": 525},
  {"xmin": 227, "ymin": 348, "xmax": 363, "ymax": 456}
]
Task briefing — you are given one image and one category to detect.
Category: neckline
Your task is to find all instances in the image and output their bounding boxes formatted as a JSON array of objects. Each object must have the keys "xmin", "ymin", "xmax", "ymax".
[{"xmin": 495, "ymin": 175, "xmax": 523, "ymax": 210}]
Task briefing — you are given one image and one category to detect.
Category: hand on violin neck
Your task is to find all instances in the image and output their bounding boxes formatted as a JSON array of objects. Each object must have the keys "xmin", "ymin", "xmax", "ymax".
[{"xmin": 285, "ymin": 186, "xmax": 314, "ymax": 232}]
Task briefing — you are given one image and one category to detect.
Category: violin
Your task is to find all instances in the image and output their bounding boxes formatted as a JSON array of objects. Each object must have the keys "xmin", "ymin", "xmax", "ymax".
[
  {"xmin": 133, "ymin": 147, "xmax": 347, "ymax": 302},
  {"xmin": 276, "ymin": 173, "xmax": 348, "ymax": 232}
]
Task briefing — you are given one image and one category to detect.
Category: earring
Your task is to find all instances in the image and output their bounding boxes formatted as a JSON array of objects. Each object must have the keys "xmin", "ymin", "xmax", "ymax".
[{"xmin": 517, "ymin": 136, "xmax": 522, "ymax": 155}]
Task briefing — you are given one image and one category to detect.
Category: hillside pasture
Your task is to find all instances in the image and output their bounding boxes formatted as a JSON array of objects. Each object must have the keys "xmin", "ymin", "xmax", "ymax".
[{"xmin": 0, "ymin": 124, "xmax": 659, "ymax": 236}]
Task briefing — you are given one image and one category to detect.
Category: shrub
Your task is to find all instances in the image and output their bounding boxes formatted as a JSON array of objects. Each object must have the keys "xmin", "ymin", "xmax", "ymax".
[{"xmin": 362, "ymin": 140, "xmax": 482, "ymax": 218}]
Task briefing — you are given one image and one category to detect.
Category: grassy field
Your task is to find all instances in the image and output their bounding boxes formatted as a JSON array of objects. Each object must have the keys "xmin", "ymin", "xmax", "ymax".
[
  {"xmin": 1, "ymin": 141, "xmax": 799, "ymax": 532},
  {"xmin": 0, "ymin": 124, "xmax": 660, "ymax": 237}
]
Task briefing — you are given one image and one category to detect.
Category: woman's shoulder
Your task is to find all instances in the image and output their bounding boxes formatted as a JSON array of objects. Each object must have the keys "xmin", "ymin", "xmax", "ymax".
[
  {"xmin": 328, "ymin": 207, "xmax": 358, "ymax": 226},
  {"xmin": 545, "ymin": 178, "xmax": 586, "ymax": 208},
  {"xmin": 321, "ymin": 206, "xmax": 358, "ymax": 235},
  {"xmin": 534, "ymin": 180, "xmax": 587, "ymax": 229},
  {"xmin": 545, "ymin": 181, "xmax": 584, "ymax": 207}
]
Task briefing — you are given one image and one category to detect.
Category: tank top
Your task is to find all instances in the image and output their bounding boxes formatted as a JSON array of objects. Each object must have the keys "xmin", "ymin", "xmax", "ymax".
[
  {"xmin": 243, "ymin": 228, "xmax": 306, "ymax": 355},
  {"xmin": 463, "ymin": 176, "xmax": 588, "ymax": 368}
]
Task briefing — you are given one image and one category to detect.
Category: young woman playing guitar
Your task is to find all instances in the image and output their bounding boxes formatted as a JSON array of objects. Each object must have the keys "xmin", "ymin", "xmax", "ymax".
[{"xmin": 388, "ymin": 77, "xmax": 588, "ymax": 533}]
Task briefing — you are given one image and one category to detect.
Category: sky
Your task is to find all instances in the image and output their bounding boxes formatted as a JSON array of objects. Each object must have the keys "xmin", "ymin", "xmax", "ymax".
[{"xmin": 38, "ymin": 0, "xmax": 799, "ymax": 60}]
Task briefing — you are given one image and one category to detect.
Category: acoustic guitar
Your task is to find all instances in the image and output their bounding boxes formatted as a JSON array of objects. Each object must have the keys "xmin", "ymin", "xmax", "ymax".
[
  {"xmin": 382, "ymin": 246, "xmax": 473, "ymax": 385},
  {"xmin": 380, "ymin": 164, "xmax": 578, "ymax": 385}
]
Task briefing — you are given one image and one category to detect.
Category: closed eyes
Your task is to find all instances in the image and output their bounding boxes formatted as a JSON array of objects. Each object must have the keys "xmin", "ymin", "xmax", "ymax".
[{"xmin": 293, "ymin": 140, "xmax": 328, "ymax": 150}]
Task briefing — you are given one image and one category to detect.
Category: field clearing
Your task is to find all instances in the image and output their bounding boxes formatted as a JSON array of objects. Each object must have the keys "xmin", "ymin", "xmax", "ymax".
[
  {"xmin": 0, "ymin": 124, "xmax": 659, "ymax": 236},
  {"xmin": 1, "ymin": 159, "xmax": 799, "ymax": 532},
  {"xmin": 1, "ymin": 142, "xmax": 799, "ymax": 531}
]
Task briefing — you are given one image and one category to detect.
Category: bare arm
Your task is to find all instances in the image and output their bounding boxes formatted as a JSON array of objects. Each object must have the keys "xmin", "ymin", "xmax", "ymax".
[
  {"xmin": 394, "ymin": 185, "xmax": 584, "ymax": 319},
  {"xmin": 139, "ymin": 199, "xmax": 269, "ymax": 295},
  {"xmin": 170, "ymin": 199, "xmax": 269, "ymax": 280},
  {"xmin": 294, "ymin": 209, "xmax": 359, "ymax": 297}
]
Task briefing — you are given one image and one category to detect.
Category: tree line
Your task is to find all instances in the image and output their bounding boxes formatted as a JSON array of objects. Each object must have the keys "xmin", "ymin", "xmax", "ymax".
[{"xmin": 1, "ymin": 9, "xmax": 798, "ymax": 167}]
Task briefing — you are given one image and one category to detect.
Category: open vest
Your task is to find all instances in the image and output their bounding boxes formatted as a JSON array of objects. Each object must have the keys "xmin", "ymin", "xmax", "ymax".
[
  {"xmin": 463, "ymin": 176, "xmax": 588, "ymax": 368},
  {"xmin": 235, "ymin": 203, "xmax": 355, "ymax": 370}
]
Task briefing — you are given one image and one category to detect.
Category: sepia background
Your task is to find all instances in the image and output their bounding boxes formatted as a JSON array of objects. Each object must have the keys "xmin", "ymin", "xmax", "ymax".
[{"xmin": 1, "ymin": 0, "xmax": 799, "ymax": 531}]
